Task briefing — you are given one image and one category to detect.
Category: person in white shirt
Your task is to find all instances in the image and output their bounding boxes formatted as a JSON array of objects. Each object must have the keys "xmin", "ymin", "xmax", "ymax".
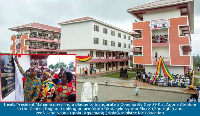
[{"xmin": 135, "ymin": 83, "xmax": 139, "ymax": 96}]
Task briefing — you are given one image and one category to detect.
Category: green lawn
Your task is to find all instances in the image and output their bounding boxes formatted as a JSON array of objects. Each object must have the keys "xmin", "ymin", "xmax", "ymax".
[{"xmin": 102, "ymin": 72, "xmax": 136, "ymax": 79}]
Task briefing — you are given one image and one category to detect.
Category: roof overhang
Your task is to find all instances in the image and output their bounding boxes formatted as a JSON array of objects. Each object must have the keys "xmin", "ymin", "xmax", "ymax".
[
  {"xmin": 9, "ymin": 26, "xmax": 61, "ymax": 34},
  {"xmin": 127, "ymin": 0, "xmax": 194, "ymax": 34}
]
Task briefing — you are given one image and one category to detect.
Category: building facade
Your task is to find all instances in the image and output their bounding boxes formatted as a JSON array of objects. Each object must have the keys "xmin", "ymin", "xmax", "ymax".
[
  {"xmin": 9, "ymin": 23, "xmax": 67, "ymax": 54},
  {"xmin": 10, "ymin": 18, "xmax": 133, "ymax": 74},
  {"xmin": 127, "ymin": 0, "xmax": 194, "ymax": 75},
  {"xmin": 58, "ymin": 17, "xmax": 132, "ymax": 74}
]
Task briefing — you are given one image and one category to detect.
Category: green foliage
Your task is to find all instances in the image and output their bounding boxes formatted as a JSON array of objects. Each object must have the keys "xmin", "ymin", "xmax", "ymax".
[
  {"xmin": 48, "ymin": 64, "xmax": 54, "ymax": 69},
  {"xmin": 48, "ymin": 62, "xmax": 68, "ymax": 70},
  {"xmin": 193, "ymin": 54, "xmax": 200, "ymax": 69},
  {"xmin": 69, "ymin": 61, "xmax": 75, "ymax": 69},
  {"xmin": 194, "ymin": 78, "xmax": 200, "ymax": 86}
]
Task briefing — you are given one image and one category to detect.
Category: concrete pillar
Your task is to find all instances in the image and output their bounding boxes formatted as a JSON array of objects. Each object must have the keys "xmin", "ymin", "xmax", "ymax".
[{"xmin": 99, "ymin": 62, "xmax": 101, "ymax": 72}]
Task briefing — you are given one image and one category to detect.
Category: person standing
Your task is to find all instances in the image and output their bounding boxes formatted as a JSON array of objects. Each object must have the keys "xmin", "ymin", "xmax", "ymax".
[
  {"xmin": 155, "ymin": 52, "xmax": 158, "ymax": 61},
  {"xmin": 135, "ymin": 83, "xmax": 139, "ymax": 96},
  {"xmin": 90, "ymin": 67, "xmax": 92, "ymax": 74},
  {"xmin": 85, "ymin": 67, "xmax": 88, "ymax": 75},
  {"xmin": 14, "ymin": 56, "xmax": 41, "ymax": 102},
  {"xmin": 54, "ymin": 71, "xmax": 75, "ymax": 101},
  {"xmin": 40, "ymin": 71, "xmax": 56, "ymax": 102},
  {"xmin": 94, "ymin": 67, "xmax": 96, "ymax": 74}
]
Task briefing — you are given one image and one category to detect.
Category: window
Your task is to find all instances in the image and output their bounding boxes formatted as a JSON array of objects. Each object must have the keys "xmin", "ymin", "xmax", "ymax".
[
  {"xmin": 120, "ymin": 62, "xmax": 124, "ymax": 66},
  {"xmin": 103, "ymin": 28, "xmax": 107, "ymax": 34},
  {"xmin": 124, "ymin": 35, "xmax": 126, "ymax": 39},
  {"xmin": 103, "ymin": 39, "xmax": 107, "ymax": 46},
  {"xmin": 111, "ymin": 41, "xmax": 115, "ymax": 47},
  {"xmin": 96, "ymin": 51, "xmax": 99, "ymax": 57},
  {"xmin": 118, "ymin": 42, "xmax": 121, "ymax": 47},
  {"xmin": 111, "ymin": 30, "xmax": 115, "ymax": 36},
  {"xmin": 25, "ymin": 40, "xmax": 29, "ymax": 45},
  {"xmin": 124, "ymin": 43, "xmax": 126, "ymax": 48},
  {"xmin": 128, "ymin": 36, "xmax": 130, "ymax": 40},
  {"xmin": 126, "ymin": 61, "xmax": 128, "ymax": 65},
  {"xmin": 101, "ymin": 52, "xmax": 104, "ymax": 57},
  {"xmin": 90, "ymin": 51, "xmax": 93, "ymax": 57},
  {"xmin": 113, "ymin": 62, "xmax": 115, "ymax": 67},
  {"xmin": 94, "ymin": 38, "xmax": 99, "ymax": 44},
  {"xmin": 118, "ymin": 33, "xmax": 121, "ymax": 38},
  {"xmin": 109, "ymin": 63, "xmax": 111, "ymax": 67},
  {"xmin": 94, "ymin": 25, "xmax": 99, "ymax": 32},
  {"xmin": 109, "ymin": 52, "xmax": 111, "ymax": 57},
  {"xmin": 128, "ymin": 44, "xmax": 130, "ymax": 48},
  {"xmin": 96, "ymin": 63, "xmax": 99, "ymax": 69},
  {"xmin": 101, "ymin": 63, "xmax": 104, "ymax": 69},
  {"xmin": 96, "ymin": 63, "xmax": 104, "ymax": 69}
]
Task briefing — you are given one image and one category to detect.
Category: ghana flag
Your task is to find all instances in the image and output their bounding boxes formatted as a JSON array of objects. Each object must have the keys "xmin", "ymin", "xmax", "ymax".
[{"xmin": 76, "ymin": 56, "xmax": 91, "ymax": 62}]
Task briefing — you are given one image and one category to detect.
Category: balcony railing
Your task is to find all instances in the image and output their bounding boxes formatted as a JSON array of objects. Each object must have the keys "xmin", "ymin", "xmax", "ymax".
[
  {"xmin": 16, "ymin": 44, "xmax": 21, "ymax": 49},
  {"xmin": 152, "ymin": 56, "xmax": 170, "ymax": 61},
  {"xmin": 91, "ymin": 56, "xmax": 131, "ymax": 59},
  {"xmin": 29, "ymin": 44, "xmax": 60, "ymax": 50},
  {"xmin": 152, "ymin": 35, "xmax": 168, "ymax": 43},
  {"xmin": 29, "ymin": 34, "xmax": 60, "ymax": 41}
]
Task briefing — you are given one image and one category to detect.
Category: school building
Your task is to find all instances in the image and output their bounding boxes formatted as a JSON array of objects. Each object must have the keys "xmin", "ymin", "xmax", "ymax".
[
  {"xmin": 127, "ymin": 0, "xmax": 194, "ymax": 75},
  {"xmin": 9, "ymin": 17, "xmax": 133, "ymax": 74}
]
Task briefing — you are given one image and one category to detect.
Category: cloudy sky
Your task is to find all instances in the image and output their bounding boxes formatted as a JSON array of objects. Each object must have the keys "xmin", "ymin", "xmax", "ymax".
[
  {"xmin": 0, "ymin": 0, "xmax": 199, "ymax": 55},
  {"xmin": 47, "ymin": 55, "xmax": 75, "ymax": 67}
]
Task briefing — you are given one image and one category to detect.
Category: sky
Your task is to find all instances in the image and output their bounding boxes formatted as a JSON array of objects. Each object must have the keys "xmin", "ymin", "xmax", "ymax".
[
  {"xmin": 47, "ymin": 55, "xmax": 75, "ymax": 67},
  {"xmin": 0, "ymin": 0, "xmax": 199, "ymax": 55}
]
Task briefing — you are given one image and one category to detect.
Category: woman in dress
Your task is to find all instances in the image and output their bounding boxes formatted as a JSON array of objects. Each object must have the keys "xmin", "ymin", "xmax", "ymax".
[{"xmin": 54, "ymin": 71, "xmax": 75, "ymax": 102}]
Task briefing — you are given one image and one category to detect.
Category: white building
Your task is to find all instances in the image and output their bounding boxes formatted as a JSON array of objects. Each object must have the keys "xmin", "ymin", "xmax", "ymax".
[{"xmin": 58, "ymin": 17, "xmax": 133, "ymax": 74}]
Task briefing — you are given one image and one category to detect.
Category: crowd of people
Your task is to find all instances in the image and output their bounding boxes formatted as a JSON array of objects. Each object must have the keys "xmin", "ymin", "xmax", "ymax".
[
  {"xmin": 82, "ymin": 67, "xmax": 97, "ymax": 75},
  {"xmin": 29, "ymin": 43, "xmax": 59, "ymax": 50},
  {"xmin": 152, "ymin": 35, "xmax": 168, "ymax": 43},
  {"xmin": 14, "ymin": 56, "xmax": 75, "ymax": 102},
  {"xmin": 136, "ymin": 71, "xmax": 192, "ymax": 88},
  {"xmin": 31, "ymin": 59, "xmax": 47, "ymax": 66},
  {"xmin": 29, "ymin": 33, "xmax": 60, "ymax": 41}
]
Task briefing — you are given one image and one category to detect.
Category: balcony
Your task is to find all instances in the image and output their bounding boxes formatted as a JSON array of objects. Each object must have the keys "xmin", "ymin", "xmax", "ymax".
[
  {"xmin": 132, "ymin": 47, "xmax": 142, "ymax": 56},
  {"xmin": 28, "ymin": 45, "xmax": 66, "ymax": 53},
  {"xmin": 152, "ymin": 35, "xmax": 169, "ymax": 47},
  {"xmin": 29, "ymin": 34, "xmax": 60, "ymax": 44},
  {"xmin": 132, "ymin": 47, "xmax": 142, "ymax": 53},
  {"xmin": 77, "ymin": 56, "xmax": 132, "ymax": 63},
  {"xmin": 152, "ymin": 56, "xmax": 170, "ymax": 65}
]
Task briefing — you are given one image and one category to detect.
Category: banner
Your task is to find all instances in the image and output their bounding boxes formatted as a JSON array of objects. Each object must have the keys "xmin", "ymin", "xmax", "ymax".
[{"xmin": 1, "ymin": 55, "xmax": 15, "ymax": 100}]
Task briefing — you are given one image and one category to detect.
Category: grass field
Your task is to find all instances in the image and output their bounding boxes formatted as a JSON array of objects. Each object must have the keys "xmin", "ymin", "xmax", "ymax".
[{"xmin": 102, "ymin": 72, "xmax": 136, "ymax": 79}]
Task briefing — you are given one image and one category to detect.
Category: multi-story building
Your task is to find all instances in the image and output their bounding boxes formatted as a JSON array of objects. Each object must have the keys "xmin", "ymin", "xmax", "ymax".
[
  {"xmin": 9, "ymin": 22, "xmax": 67, "ymax": 54},
  {"xmin": 127, "ymin": 0, "xmax": 194, "ymax": 75},
  {"xmin": 58, "ymin": 17, "xmax": 133, "ymax": 74}
]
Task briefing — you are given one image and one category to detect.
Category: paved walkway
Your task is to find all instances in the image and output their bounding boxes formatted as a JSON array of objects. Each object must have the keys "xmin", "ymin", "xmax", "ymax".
[{"xmin": 77, "ymin": 75, "xmax": 188, "ymax": 94}]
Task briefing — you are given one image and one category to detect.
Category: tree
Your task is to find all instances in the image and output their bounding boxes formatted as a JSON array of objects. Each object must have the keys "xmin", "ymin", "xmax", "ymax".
[
  {"xmin": 69, "ymin": 61, "xmax": 75, "ymax": 69},
  {"xmin": 48, "ymin": 62, "xmax": 68, "ymax": 70},
  {"xmin": 48, "ymin": 64, "xmax": 54, "ymax": 69}
]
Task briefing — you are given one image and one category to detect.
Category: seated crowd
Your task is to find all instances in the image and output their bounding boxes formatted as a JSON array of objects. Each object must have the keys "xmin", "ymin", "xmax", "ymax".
[
  {"xmin": 152, "ymin": 35, "xmax": 168, "ymax": 43},
  {"xmin": 29, "ymin": 43, "xmax": 59, "ymax": 50},
  {"xmin": 14, "ymin": 56, "xmax": 75, "ymax": 102},
  {"xmin": 29, "ymin": 33, "xmax": 60, "ymax": 41},
  {"xmin": 136, "ymin": 71, "xmax": 192, "ymax": 88}
]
